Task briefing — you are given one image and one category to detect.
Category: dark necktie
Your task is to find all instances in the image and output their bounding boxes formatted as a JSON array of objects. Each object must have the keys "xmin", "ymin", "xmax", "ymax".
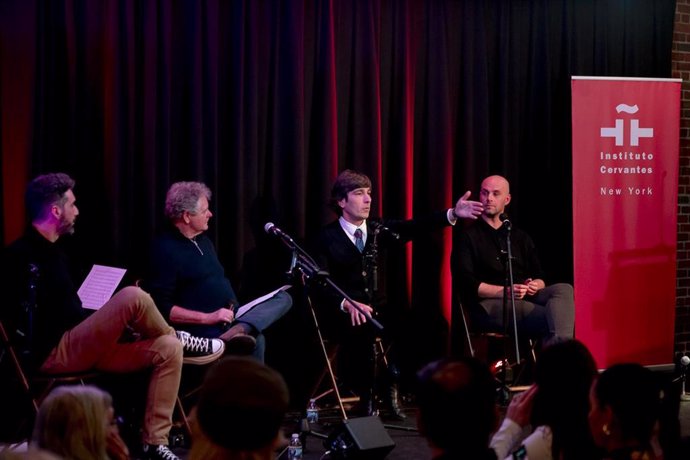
[{"xmin": 354, "ymin": 228, "xmax": 365, "ymax": 252}]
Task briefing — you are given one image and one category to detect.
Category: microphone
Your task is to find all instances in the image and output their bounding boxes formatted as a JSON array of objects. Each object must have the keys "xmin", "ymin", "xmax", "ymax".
[
  {"xmin": 370, "ymin": 221, "xmax": 400, "ymax": 239},
  {"xmin": 682, "ymin": 356, "xmax": 690, "ymax": 367},
  {"xmin": 264, "ymin": 222, "xmax": 325, "ymax": 278},
  {"xmin": 499, "ymin": 213, "xmax": 512, "ymax": 231},
  {"xmin": 264, "ymin": 222, "xmax": 295, "ymax": 244}
]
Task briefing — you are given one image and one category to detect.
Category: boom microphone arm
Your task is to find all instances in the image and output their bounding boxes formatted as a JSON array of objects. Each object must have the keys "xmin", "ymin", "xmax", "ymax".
[{"xmin": 264, "ymin": 223, "xmax": 383, "ymax": 331}]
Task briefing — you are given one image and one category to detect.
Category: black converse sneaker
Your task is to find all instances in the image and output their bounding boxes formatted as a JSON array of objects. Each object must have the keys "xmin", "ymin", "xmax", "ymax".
[
  {"xmin": 142, "ymin": 444, "xmax": 180, "ymax": 460},
  {"xmin": 176, "ymin": 330, "xmax": 224, "ymax": 365}
]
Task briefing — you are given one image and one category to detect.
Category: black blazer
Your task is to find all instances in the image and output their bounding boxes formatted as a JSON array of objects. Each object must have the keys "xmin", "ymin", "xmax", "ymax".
[{"xmin": 311, "ymin": 211, "xmax": 451, "ymax": 332}]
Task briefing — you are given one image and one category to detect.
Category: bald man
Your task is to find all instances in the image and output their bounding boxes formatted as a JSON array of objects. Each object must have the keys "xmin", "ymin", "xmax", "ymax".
[{"xmin": 454, "ymin": 175, "xmax": 574, "ymax": 345}]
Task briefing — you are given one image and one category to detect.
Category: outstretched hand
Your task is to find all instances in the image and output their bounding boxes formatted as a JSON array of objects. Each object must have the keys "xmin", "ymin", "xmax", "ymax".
[{"xmin": 454, "ymin": 191, "xmax": 483, "ymax": 219}]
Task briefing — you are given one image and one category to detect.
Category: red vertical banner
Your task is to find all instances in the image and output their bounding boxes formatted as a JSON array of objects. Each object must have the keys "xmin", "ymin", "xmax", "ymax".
[{"xmin": 572, "ymin": 77, "xmax": 680, "ymax": 369}]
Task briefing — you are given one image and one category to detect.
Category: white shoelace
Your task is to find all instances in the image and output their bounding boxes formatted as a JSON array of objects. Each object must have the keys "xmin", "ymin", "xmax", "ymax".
[
  {"xmin": 154, "ymin": 445, "xmax": 179, "ymax": 460},
  {"xmin": 176, "ymin": 331, "xmax": 210, "ymax": 354}
]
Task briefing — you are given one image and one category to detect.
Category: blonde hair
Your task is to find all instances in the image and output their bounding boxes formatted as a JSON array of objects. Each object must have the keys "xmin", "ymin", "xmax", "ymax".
[{"xmin": 31, "ymin": 385, "xmax": 112, "ymax": 460}]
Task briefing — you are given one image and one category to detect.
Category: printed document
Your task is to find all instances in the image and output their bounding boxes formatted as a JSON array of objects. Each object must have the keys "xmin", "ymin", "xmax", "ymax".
[
  {"xmin": 236, "ymin": 285, "xmax": 291, "ymax": 318},
  {"xmin": 78, "ymin": 264, "xmax": 127, "ymax": 310}
]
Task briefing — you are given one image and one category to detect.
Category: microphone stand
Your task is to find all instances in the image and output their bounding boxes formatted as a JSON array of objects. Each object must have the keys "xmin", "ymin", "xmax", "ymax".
[
  {"xmin": 501, "ymin": 221, "xmax": 521, "ymax": 365},
  {"xmin": 364, "ymin": 224, "xmax": 415, "ymax": 432},
  {"xmin": 273, "ymin": 232, "xmax": 384, "ymax": 433},
  {"xmin": 496, "ymin": 219, "xmax": 521, "ymax": 404},
  {"xmin": 279, "ymin": 233, "xmax": 384, "ymax": 331},
  {"xmin": 23, "ymin": 264, "xmax": 40, "ymax": 361}
]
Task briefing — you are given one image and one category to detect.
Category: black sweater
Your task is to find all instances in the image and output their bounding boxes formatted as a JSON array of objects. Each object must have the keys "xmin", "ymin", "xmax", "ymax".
[
  {"xmin": 143, "ymin": 227, "xmax": 238, "ymax": 338},
  {"xmin": 1, "ymin": 227, "xmax": 87, "ymax": 370},
  {"xmin": 454, "ymin": 218, "xmax": 544, "ymax": 308}
]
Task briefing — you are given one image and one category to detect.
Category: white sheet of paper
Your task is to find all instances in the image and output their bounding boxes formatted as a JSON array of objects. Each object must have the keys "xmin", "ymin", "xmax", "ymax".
[
  {"xmin": 236, "ymin": 285, "xmax": 291, "ymax": 318},
  {"xmin": 78, "ymin": 264, "xmax": 127, "ymax": 310}
]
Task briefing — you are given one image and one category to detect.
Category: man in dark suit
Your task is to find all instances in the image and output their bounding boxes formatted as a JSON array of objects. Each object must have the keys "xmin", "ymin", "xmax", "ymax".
[{"xmin": 312, "ymin": 169, "xmax": 483, "ymax": 419}]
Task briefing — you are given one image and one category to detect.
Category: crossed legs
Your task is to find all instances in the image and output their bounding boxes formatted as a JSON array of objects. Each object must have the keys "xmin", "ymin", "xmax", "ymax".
[
  {"xmin": 220, "ymin": 290, "xmax": 292, "ymax": 361},
  {"xmin": 40, "ymin": 286, "xmax": 182, "ymax": 445}
]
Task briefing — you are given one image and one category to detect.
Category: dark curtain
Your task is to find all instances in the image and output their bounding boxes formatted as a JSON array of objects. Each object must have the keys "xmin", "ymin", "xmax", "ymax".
[{"xmin": 0, "ymin": 0, "xmax": 676, "ymax": 391}]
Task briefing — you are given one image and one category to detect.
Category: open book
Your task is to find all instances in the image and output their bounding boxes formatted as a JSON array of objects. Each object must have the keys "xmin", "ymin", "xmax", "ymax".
[
  {"xmin": 77, "ymin": 264, "xmax": 127, "ymax": 310},
  {"xmin": 236, "ymin": 285, "xmax": 291, "ymax": 318}
]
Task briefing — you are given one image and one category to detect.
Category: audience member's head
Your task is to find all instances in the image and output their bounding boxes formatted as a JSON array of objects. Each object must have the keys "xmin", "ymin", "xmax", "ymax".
[
  {"xmin": 416, "ymin": 356, "xmax": 498, "ymax": 459},
  {"xmin": 589, "ymin": 362, "xmax": 661, "ymax": 455},
  {"xmin": 531, "ymin": 338, "xmax": 599, "ymax": 459},
  {"xmin": 31, "ymin": 385, "xmax": 115, "ymax": 460},
  {"xmin": 189, "ymin": 356, "xmax": 290, "ymax": 460}
]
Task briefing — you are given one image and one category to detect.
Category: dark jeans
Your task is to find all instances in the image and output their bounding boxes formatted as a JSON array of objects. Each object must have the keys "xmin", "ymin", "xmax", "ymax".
[
  {"xmin": 220, "ymin": 290, "xmax": 292, "ymax": 361},
  {"xmin": 473, "ymin": 283, "xmax": 575, "ymax": 340}
]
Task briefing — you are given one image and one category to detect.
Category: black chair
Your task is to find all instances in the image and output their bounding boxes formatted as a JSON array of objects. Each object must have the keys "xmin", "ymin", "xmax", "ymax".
[
  {"xmin": 0, "ymin": 319, "xmax": 103, "ymax": 440},
  {"xmin": 455, "ymin": 299, "xmax": 509, "ymax": 362},
  {"xmin": 1, "ymin": 318, "xmax": 194, "ymax": 448},
  {"xmin": 455, "ymin": 299, "xmax": 537, "ymax": 390}
]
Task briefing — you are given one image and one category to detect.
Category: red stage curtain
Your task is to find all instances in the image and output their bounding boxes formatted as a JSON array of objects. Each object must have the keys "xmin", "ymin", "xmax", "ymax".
[{"xmin": 0, "ymin": 0, "xmax": 675, "ymax": 374}]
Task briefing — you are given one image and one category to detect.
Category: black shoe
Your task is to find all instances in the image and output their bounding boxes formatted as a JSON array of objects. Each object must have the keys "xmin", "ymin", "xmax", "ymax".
[
  {"xmin": 176, "ymin": 330, "xmax": 224, "ymax": 365},
  {"xmin": 224, "ymin": 333, "xmax": 257, "ymax": 356},
  {"xmin": 142, "ymin": 444, "xmax": 180, "ymax": 460},
  {"xmin": 383, "ymin": 384, "xmax": 407, "ymax": 420}
]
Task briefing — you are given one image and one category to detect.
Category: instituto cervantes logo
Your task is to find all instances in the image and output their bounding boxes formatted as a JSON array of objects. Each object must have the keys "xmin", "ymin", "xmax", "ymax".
[
  {"xmin": 598, "ymin": 103, "xmax": 654, "ymax": 195},
  {"xmin": 600, "ymin": 104, "xmax": 653, "ymax": 146}
]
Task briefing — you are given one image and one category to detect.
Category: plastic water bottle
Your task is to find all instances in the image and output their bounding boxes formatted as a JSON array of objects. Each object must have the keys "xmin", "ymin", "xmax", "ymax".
[
  {"xmin": 288, "ymin": 433, "xmax": 303, "ymax": 459},
  {"xmin": 306, "ymin": 398, "xmax": 319, "ymax": 423}
]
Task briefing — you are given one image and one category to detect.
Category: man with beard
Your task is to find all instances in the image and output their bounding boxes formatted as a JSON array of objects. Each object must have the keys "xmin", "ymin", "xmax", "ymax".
[
  {"xmin": 1, "ymin": 173, "xmax": 224, "ymax": 460},
  {"xmin": 454, "ymin": 175, "xmax": 575, "ymax": 344}
]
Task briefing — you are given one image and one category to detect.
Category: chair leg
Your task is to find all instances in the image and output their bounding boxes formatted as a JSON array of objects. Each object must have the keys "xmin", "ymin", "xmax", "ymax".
[
  {"xmin": 175, "ymin": 397, "xmax": 191, "ymax": 436},
  {"xmin": 529, "ymin": 339, "xmax": 537, "ymax": 364},
  {"xmin": 310, "ymin": 345, "xmax": 349, "ymax": 402},
  {"xmin": 34, "ymin": 379, "xmax": 58, "ymax": 412},
  {"xmin": 458, "ymin": 302, "xmax": 475, "ymax": 358}
]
